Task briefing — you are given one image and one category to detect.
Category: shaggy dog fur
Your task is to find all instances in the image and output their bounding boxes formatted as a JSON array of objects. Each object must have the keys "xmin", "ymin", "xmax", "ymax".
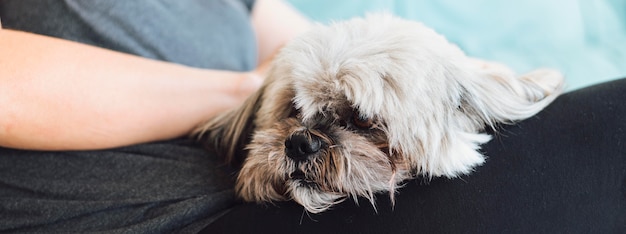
[{"xmin": 194, "ymin": 14, "xmax": 564, "ymax": 213}]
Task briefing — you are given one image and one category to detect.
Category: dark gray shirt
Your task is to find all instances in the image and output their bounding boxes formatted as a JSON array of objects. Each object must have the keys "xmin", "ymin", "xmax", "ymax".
[
  {"xmin": 0, "ymin": 0, "xmax": 257, "ymax": 70},
  {"xmin": 0, "ymin": 0, "xmax": 255, "ymax": 233}
]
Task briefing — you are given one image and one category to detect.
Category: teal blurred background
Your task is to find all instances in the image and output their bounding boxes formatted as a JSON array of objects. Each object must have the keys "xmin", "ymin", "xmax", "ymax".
[{"xmin": 286, "ymin": 0, "xmax": 626, "ymax": 91}]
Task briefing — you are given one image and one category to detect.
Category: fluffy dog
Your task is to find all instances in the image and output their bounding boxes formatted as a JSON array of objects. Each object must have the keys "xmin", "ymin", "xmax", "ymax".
[{"xmin": 194, "ymin": 14, "xmax": 564, "ymax": 213}]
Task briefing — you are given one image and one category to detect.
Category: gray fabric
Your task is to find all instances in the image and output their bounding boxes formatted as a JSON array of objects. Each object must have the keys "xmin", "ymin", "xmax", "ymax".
[
  {"xmin": 0, "ymin": 140, "xmax": 236, "ymax": 233},
  {"xmin": 0, "ymin": 0, "xmax": 257, "ymax": 70},
  {"xmin": 0, "ymin": 0, "xmax": 255, "ymax": 232}
]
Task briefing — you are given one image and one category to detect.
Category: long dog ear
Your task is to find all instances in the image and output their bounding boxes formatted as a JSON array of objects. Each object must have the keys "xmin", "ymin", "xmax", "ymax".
[
  {"xmin": 420, "ymin": 60, "xmax": 565, "ymax": 178},
  {"xmin": 192, "ymin": 87, "xmax": 264, "ymax": 167},
  {"xmin": 460, "ymin": 59, "xmax": 564, "ymax": 128}
]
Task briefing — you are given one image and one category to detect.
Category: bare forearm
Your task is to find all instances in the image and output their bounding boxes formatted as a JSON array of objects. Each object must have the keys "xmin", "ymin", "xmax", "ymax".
[
  {"xmin": 0, "ymin": 0, "xmax": 310, "ymax": 151},
  {"xmin": 0, "ymin": 30, "xmax": 255, "ymax": 150}
]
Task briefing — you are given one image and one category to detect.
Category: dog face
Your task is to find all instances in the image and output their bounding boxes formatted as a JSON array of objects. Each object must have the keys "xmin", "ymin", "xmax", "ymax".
[{"xmin": 194, "ymin": 14, "xmax": 563, "ymax": 213}]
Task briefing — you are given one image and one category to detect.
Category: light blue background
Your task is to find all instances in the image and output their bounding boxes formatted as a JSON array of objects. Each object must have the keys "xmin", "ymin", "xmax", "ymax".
[{"xmin": 287, "ymin": 0, "xmax": 626, "ymax": 91}]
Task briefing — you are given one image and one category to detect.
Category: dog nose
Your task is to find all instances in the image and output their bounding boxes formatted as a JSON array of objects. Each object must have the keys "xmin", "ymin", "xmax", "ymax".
[{"xmin": 285, "ymin": 132, "xmax": 322, "ymax": 161}]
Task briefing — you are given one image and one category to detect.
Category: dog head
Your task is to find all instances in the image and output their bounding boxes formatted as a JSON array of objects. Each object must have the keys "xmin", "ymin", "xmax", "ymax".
[{"xmin": 194, "ymin": 14, "xmax": 563, "ymax": 213}]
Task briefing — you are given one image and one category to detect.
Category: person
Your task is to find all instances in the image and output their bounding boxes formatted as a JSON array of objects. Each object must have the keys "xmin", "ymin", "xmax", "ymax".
[
  {"xmin": 0, "ymin": 0, "xmax": 310, "ymax": 151},
  {"xmin": 1, "ymin": 1, "xmax": 624, "ymax": 233},
  {"xmin": 0, "ymin": 0, "xmax": 310, "ymax": 232}
]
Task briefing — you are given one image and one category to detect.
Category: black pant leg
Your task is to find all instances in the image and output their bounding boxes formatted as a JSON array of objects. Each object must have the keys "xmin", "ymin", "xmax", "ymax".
[{"xmin": 204, "ymin": 78, "xmax": 626, "ymax": 234}]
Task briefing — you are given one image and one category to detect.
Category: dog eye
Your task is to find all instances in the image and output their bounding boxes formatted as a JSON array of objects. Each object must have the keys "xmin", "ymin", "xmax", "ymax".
[
  {"xmin": 289, "ymin": 106, "xmax": 300, "ymax": 118},
  {"xmin": 352, "ymin": 114, "xmax": 374, "ymax": 129}
]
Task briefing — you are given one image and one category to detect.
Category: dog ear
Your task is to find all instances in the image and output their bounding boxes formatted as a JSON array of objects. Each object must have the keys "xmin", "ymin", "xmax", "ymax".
[
  {"xmin": 459, "ymin": 59, "xmax": 564, "ymax": 129},
  {"xmin": 416, "ymin": 59, "xmax": 564, "ymax": 178},
  {"xmin": 192, "ymin": 86, "xmax": 264, "ymax": 167}
]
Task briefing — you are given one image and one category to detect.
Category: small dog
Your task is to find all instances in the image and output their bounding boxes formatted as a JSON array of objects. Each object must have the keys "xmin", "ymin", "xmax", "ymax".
[{"xmin": 194, "ymin": 14, "xmax": 564, "ymax": 213}]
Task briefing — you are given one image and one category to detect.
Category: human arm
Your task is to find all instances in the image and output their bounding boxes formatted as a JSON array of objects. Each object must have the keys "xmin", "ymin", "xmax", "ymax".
[
  {"xmin": 0, "ymin": 29, "xmax": 263, "ymax": 150},
  {"xmin": 0, "ymin": 0, "xmax": 311, "ymax": 151}
]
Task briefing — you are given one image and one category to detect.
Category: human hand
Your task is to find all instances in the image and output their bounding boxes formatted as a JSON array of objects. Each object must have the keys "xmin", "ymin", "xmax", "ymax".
[
  {"xmin": 234, "ymin": 71, "xmax": 265, "ymax": 103},
  {"xmin": 233, "ymin": 55, "xmax": 274, "ymax": 102}
]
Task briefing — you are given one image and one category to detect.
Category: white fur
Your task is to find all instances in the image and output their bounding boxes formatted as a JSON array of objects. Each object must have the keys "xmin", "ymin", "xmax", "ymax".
[{"xmin": 195, "ymin": 13, "xmax": 564, "ymax": 213}]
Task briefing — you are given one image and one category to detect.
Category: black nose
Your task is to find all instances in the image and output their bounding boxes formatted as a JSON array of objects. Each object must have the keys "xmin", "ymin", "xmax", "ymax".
[{"xmin": 285, "ymin": 131, "xmax": 322, "ymax": 161}]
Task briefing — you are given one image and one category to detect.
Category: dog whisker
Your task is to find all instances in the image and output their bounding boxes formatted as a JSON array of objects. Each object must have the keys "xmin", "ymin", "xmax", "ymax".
[
  {"xmin": 198, "ymin": 13, "xmax": 563, "ymax": 214},
  {"xmin": 299, "ymin": 207, "xmax": 318, "ymax": 224}
]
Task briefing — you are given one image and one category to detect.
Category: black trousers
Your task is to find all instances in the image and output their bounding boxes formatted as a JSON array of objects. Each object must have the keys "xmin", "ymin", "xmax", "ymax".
[{"xmin": 204, "ymin": 78, "xmax": 626, "ymax": 233}]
